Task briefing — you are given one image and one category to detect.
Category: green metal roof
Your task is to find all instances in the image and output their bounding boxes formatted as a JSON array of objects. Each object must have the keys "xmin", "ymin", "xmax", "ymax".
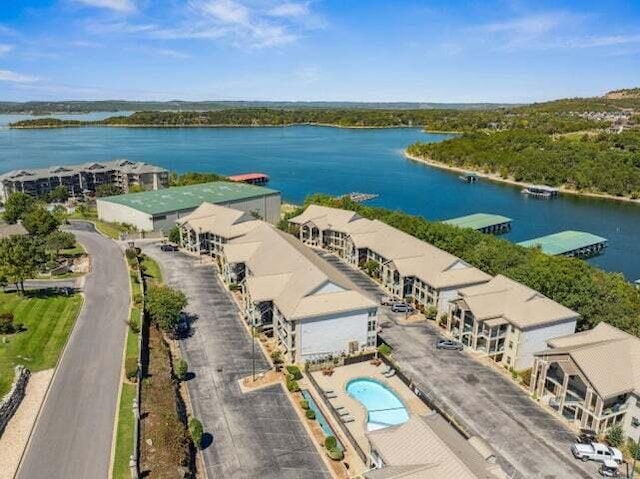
[
  {"xmin": 442, "ymin": 213, "xmax": 512, "ymax": 230},
  {"xmin": 517, "ymin": 230, "xmax": 608, "ymax": 256},
  {"xmin": 98, "ymin": 181, "xmax": 279, "ymax": 216}
]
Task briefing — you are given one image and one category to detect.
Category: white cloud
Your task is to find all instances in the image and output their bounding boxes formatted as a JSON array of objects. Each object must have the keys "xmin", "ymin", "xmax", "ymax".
[
  {"xmin": 0, "ymin": 70, "xmax": 39, "ymax": 83},
  {"xmin": 568, "ymin": 34, "xmax": 640, "ymax": 48},
  {"xmin": 76, "ymin": 0, "xmax": 136, "ymax": 13},
  {"xmin": 0, "ymin": 44, "xmax": 14, "ymax": 56},
  {"xmin": 479, "ymin": 12, "xmax": 568, "ymax": 36},
  {"xmin": 152, "ymin": 48, "xmax": 192, "ymax": 59},
  {"xmin": 268, "ymin": 2, "xmax": 310, "ymax": 18}
]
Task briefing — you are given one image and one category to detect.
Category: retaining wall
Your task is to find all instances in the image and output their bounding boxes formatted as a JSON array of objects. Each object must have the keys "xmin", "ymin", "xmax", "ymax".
[{"xmin": 0, "ymin": 365, "xmax": 31, "ymax": 437}]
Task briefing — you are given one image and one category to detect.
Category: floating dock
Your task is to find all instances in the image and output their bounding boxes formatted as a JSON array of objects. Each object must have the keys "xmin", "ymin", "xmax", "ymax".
[
  {"xmin": 459, "ymin": 172, "xmax": 479, "ymax": 183},
  {"xmin": 340, "ymin": 192, "xmax": 379, "ymax": 203},
  {"xmin": 517, "ymin": 230, "xmax": 608, "ymax": 258},
  {"xmin": 228, "ymin": 172, "xmax": 270, "ymax": 185},
  {"xmin": 442, "ymin": 213, "xmax": 512, "ymax": 235},
  {"xmin": 522, "ymin": 184, "xmax": 559, "ymax": 199}
]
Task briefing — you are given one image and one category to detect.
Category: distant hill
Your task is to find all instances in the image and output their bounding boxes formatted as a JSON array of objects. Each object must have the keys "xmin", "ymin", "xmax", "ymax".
[
  {"xmin": 0, "ymin": 100, "xmax": 517, "ymax": 115},
  {"xmin": 605, "ymin": 88, "xmax": 640, "ymax": 100}
]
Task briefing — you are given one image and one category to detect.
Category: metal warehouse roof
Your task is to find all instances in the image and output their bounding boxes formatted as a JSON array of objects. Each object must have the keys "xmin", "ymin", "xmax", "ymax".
[
  {"xmin": 99, "ymin": 181, "xmax": 279, "ymax": 216},
  {"xmin": 517, "ymin": 230, "xmax": 607, "ymax": 256},
  {"xmin": 442, "ymin": 213, "xmax": 512, "ymax": 230}
]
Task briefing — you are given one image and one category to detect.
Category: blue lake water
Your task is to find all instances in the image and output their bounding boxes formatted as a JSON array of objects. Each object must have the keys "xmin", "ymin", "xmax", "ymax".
[{"xmin": 1, "ymin": 115, "xmax": 639, "ymax": 280}]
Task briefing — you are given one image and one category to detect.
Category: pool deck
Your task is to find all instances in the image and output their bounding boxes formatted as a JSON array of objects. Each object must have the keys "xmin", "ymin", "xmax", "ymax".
[{"xmin": 310, "ymin": 362, "xmax": 429, "ymax": 463}]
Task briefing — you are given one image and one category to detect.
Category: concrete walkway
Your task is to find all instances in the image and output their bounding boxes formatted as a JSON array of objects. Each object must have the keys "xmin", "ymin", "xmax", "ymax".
[
  {"xmin": 143, "ymin": 245, "xmax": 331, "ymax": 479},
  {"xmin": 17, "ymin": 222, "xmax": 130, "ymax": 479}
]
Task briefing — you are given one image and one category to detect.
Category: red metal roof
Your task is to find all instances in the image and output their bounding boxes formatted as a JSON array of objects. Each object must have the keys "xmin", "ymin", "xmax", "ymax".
[{"xmin": 228, "ymin": 173, "xmax": 269, "ymax": 182}]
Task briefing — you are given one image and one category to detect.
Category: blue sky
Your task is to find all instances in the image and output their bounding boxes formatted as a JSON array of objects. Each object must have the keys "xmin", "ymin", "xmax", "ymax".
[{"xmin": 0, "ymin": 0, "xmax": 639, "ymax": 103}]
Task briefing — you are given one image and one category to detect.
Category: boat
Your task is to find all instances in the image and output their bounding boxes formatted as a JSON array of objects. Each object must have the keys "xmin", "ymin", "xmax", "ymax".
[
  {"xmin": 458, "ymin": 172, "xmax": 479, "ymax": 183},
  {"xmin": 522, "ymin": 184, "xmax": 559, "ymax": 198}
]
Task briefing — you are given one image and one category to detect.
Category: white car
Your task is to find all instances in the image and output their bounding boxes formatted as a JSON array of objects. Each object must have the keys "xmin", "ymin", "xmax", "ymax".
[{"xmin": 571, "ymin": 442, "xmax": 623, "ymax": 464}]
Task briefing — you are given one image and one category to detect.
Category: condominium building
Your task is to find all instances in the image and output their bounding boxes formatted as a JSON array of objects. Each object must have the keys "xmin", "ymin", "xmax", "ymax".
[
  {"xmin": 220, "ymin": 222, "xmax": 378, "ymax": 364},
  {"xmin": 290, "ymin": 205, "xmax": 491, "ymax": 314},
  {"xmin": 0, "ymin": 159, "xmax": 169, "ymax": 201},
  {"xmin": 447, "ymin": 275, "xmax": 579, "ymax": 370},
  {"xmin": 366, "ymin": 413, "xmax": 506, "ymax": 479},
  {"xmin": 530, "ymin": 323, "xmax": 640, "ymax": 440}
]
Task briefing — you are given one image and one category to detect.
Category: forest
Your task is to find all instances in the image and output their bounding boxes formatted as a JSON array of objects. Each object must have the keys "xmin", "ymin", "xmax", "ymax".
[
  {"xmin": 408, "ymin": 129, "xmax": 640, "ymax": 198},
  {"xmin": 299, "ymin": 195, "xmax": 640, "ymax": 337}
]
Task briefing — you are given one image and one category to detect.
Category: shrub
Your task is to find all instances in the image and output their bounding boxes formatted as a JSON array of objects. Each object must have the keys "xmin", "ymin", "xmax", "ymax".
[
  {"xmin": 189, "ymin": 417, "xmax": 204, "ymax": 449},
  {"xmin": 286, "ymin": 378, "xmax": 300, "ymax": 392},
  {"xmin": 424, "ymin": 306, "xmax": 438, "ymax": 320},
  {"xmin": 327, "ymin": 447, "xmax": 344, "ymax": 461},
  {"xmin": 125, "ymin": 248, "xmax": 138, "ymax": 261},
  {"xmin": 378, "ymin": 344, "xmax": 392, "ymax": 357},
  {"xmin": 128, "ymin": 315, "xmax": 140, "ymax": 333},
  {"xmin": 270, "ymin": 350, "xmax": 283, "ymax": 364},
  {"xmin": 305, "ymin": 409, "xmax": 316, "ymax": 420},
  {"xmin": 125, "ymin": 357, "xmax": 138, "ymax": 381},
  {"xmin": 520, "ymin": 368, "xmax": 532, "ymax": 386},
  {"xmin": 130, "ymin": 272, "xmax": 139, "ymax": 284},
  {"xmin": 228, "ymin": 283, "xmax": 240, "ymax": 291},
  {"xmin": 286, "ymin": 365, "xmax": 303, "ymax": 380},
  {"xmin": 300, "ymin": 399, "xmax": 309, "ymax": 410},
  {"xmin": 324, "ymin": 436, "xmax": 337, "ymax": 450},
  {"xmin": 607, "ymin": 425, "xmax": 624, "ymax": 447},
  {"xmin": 175, "ymin": 359, "xmax": 188, "ymax": 381},
  {"xmin": 133, "ymin": 293, "xmax": 143, "ymax": 306}
]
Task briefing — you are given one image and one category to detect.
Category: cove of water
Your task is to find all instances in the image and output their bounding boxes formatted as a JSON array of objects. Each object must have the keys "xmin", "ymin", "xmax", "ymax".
[{"xmin": 1, "ymin": 115, "xmax": 638, "ymax": 280}]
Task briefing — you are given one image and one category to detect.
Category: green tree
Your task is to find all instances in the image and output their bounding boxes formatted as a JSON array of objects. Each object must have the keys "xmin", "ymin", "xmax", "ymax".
[
  {"xmin": 95, "ymin": 183, "xmax": 122, "ymax": 198},
  {"xmin": 145, "ymin": 285, "xmax": 188, "ymax": 333},
  {"xmin": 168, "ymin": 226, "xmax": 181, "ymax": 244},
  {"xmin": 628, "ymin": 439, "xmax": 640, "ymax": 479},
  {"xmin": 128, "ymin": 184, "xmax": 145, "ymax": 193},
  {"xmin": 189, "ymin": 417, "xmax": 204, "ymax": 449},
  {"xmin": 606, "ymin": 424, "xmax": 624, "ymax": 447},
  {"xmin": 3, "ymin": 192, "xmax": 34, "ymax": 224},
  {"xmin": 0, "ymin": 236, "xmax": 42, "ymax": 294},
  {"xmin": 22, "ymin": 205, "xmax": 59, "ymax": 236},
  {"xmin": 46, "ymin": 231, "xmax": 76, "ymax": 259},
  {"xmin": 175, "ymin": 358, "xmax": 188, "ymax": 380},
  {"xmin": 46, "ymin": 186, "xmax": 68, "ymax": 203}
]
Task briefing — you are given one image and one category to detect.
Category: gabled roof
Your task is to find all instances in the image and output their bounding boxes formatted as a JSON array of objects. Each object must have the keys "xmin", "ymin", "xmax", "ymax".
[
  {"xmin": 457, "ymin": 275, "xmax": 579, "ymax": 330},
  {"xmin": 179, "ymin": 202, "xmax": 259, "ymax": 239},
  {"xmin": 537, "ymin": 323, "xmax": 640, "ymax": 398},
  {"xmin": 226, "ymin": 222, "xmax": 375, "ymax": 320},
  {"xmin": 288, "ymin": 204, "xmax": 364, "ymax": 233},
  {"xmin": 366, "ymin": 414, "xmax": 501, "ymax": 479}
]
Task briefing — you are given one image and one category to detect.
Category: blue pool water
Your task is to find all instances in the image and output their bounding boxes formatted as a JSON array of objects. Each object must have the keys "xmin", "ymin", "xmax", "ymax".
[
  {"xmin": 346, "ymin": 378, "xmax": 409, "ymax": 431},
  {"xmin": 301, "ymin": 389, "xmax": 344, "ymax": 450}
]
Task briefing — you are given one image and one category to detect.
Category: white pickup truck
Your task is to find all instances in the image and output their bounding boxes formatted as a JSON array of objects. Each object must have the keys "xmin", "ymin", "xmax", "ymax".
[{"xmin": 571, "ymin": 442, "xmax": 623, "ymax": 464}]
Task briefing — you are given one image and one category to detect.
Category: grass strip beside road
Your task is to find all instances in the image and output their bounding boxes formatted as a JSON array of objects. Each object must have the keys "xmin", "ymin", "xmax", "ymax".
[
  {"xmin": 112, "ymin": 383, "xmax": 136, "ymax": 479},
  {"xmin": 0, "ymin": 291, "xmax": 83, "ymax": 397}
]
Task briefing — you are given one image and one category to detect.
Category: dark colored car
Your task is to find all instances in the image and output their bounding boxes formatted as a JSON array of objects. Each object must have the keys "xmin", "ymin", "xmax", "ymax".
[
  {"xmin": 578, "ymin": 429, "xmax": 597, "ymax": 444},
  {"xmin": 160, "ymin": 243, "xmax": 179, "ymax": 252},
  {"xmin": 436, "ymin": 338, "xmax": 464, "ymax": 350}
]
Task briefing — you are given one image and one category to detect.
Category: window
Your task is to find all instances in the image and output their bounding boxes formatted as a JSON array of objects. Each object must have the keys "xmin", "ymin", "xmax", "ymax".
[
  {"xmin": 632, "ymin": 417, "xmax": 640, "ymax": 428},
  {"xmin": 508, "ymin": 341, "xmax": 513, "ymax": 350},
  {"xmin": 154, "ymin": 214, "xmax": 167, "ymax": 220}
]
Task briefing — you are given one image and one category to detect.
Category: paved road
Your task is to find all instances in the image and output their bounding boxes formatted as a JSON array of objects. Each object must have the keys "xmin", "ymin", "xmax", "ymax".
[
  {"xmin": 316, "ymin": 251, "xmax": 597, "ymax": 479},
  {"xmin": 144, "ymin": 245, "xmax": 331, "ymax": 479},
  {"xmin": 18, "ymin": 222, "xmax": 130, "ymax": 479}
]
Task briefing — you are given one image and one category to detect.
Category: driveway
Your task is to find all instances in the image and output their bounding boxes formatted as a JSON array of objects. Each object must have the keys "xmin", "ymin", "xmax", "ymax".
[
  {"xmin": 18, "ymin": 222, "xmax": 130, "ymax": 479},
  {"xmin": 143, "ymin": 245, "xmax": 330, "ymax": 479},
  {"xmin": 315, "ymin": 250, "xmax": 597, "ymax": 479}
]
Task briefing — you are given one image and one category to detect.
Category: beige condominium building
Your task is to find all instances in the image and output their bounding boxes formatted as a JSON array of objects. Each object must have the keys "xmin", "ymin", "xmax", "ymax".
[
  {"xmin": 365, "ymin": 413, "xmax": 506, "ymax": 479},
  {"xmin": 179, "ymin": 203, "xmax": 378, "ymax": 364},
  {"xmin": 289, "ymin": 205, "xmax": 491, "ymax": 314},
  {"xmin": 0, "ymin": 159, "xmax": 168, "ymax": 201},
  {"xmin": 530, "ymin": 323, "xmax": 640, "ymax": 440},
  {"xmin": 447, "ymin": 275, "xmax": 579, "ymax": 370}
]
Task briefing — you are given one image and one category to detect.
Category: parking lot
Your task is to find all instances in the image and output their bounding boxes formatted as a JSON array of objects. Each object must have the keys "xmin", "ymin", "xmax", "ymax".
[
  {"xmin": 316, "ymin": 250, "xmax": 599, "ymax": 479},
  {"xmin": 144, "ymin": 245, "xmax": 330, "ymax": 479}
]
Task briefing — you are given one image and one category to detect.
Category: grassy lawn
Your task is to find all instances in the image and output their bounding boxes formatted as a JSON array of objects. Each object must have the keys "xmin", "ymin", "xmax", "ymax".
[
  {"xmin": 141, "ymin": 256, "xmax": 162, "ymax": 285},
  {"xmin": 112, "ymin": 383, "xmax": 136, "ymax": 479},
  {"xmin": 68, "ymin": 208, "xmax": 133, "ymax": 240},
  {"xmin": 60, "ymin": 241, "xmax": 86, "ymax": 258},
  {"xmin": 0, "ymin": 290, "xmax": 83, "ymax": 397},
  {"xmin": 127, "ymin": 309, "xmax": 140, "ymax": 360}
]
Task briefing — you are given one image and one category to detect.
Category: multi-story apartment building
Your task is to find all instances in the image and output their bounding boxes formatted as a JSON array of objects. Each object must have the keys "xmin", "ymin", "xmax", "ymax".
[
  {"xmin": 0, "ymin": 159, "xmax": 168, "ymax": 201},
  {"xmin": 530, "ymin": 323, "xmax": 640, "ymax": 440},
  {"xmin": 290, "ymin": 205, "xmax": 491, "ymax": 314},
  {"xmin": 447, "ymin": 275, "xmax": 579, "ymax": 370},
  {"xmin": 220, "ymin": 222, "xmax": 378, "ymax": 364}
]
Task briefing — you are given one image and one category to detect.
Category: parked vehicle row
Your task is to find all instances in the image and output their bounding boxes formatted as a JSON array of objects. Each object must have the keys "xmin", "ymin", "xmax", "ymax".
[
  {"xmin": 380, "ymin": 296, "xmax": 415, "ymax": 313},
  {"xmin": 571, "ymin": 441, "xmax": 623, "ymax": 477}
]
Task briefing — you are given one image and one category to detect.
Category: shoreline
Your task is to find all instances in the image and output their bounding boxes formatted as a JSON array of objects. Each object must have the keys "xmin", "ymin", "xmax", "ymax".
[
  {"xmin": 404, "ymin": 151, "xmax": 640, "ymax": 205},
  {"xmin": 8, "ymin": 122, "xmax": 427, "ymax": 130}
]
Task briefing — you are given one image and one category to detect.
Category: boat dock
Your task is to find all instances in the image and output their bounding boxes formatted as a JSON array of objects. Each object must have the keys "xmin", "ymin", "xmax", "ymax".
[
  {"xmin": 459, "ymin": 171, "xmax": 479, "ymax": 183},
  {"xmin": 442, "ymin": 213, "xmax": 512, "ymax": 235},
  {"xmin": 340, "ymin": 192, "xmax": 379, "ymax": 203},
  {"xmin": 228, "ymin": 172, "xmax": 270, "ymax": 185},
  {"xmin": 517, "ymin": 230, "xmax": 608, "ymax": 258},
  {"xmin": 522, "ymin": 184, "xmax": 559, "ymax": 198}
]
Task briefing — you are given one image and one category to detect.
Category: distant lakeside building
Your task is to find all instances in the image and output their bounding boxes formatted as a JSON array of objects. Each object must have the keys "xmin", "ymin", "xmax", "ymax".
[{"xmin": 0, "ymin": 159, "xmax": 169, "ymax": 202}]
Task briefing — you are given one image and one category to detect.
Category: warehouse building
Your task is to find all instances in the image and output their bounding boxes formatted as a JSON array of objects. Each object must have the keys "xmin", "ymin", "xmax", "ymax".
[{"xmin": 97, "ymin": 181, "xmax": 281, "ymax": 232}]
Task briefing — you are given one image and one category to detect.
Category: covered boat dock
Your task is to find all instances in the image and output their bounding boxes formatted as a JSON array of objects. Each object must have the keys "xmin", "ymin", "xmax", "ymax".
[
  {"xmin": 517, "ymin": 230, "xmax": 608, "ymax": 258},
  {"xmin": 442, "ymin": 213, "xmax": 513, "ymax": 235}
]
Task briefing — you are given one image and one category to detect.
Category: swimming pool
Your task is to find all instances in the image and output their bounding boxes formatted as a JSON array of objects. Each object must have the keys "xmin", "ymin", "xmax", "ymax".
[{"xmin": 346, "ymin": 378, "xmax": 409, "ymax": 431}]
